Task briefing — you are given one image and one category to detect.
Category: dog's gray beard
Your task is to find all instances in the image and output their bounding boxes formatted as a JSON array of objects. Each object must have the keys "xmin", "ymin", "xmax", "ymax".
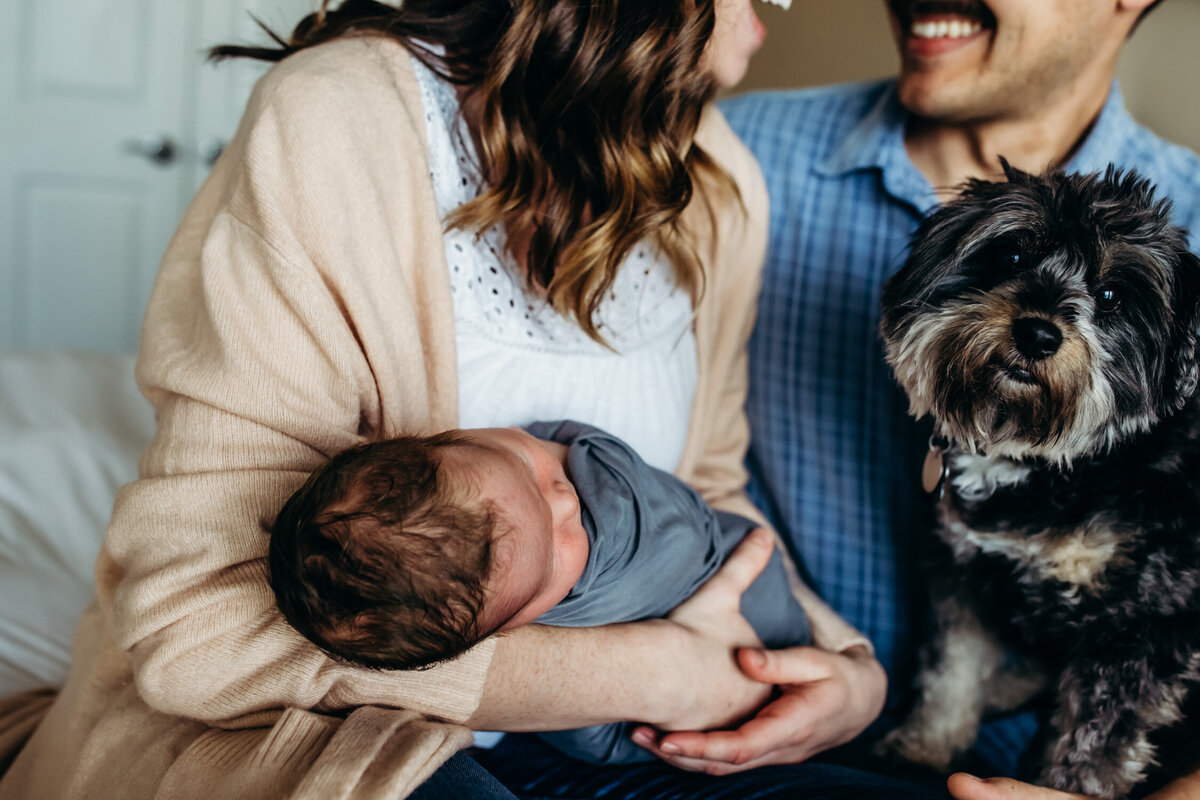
[{"xmin": 886, "ymin": 302, "xmax": 1124, "ymax": 464}]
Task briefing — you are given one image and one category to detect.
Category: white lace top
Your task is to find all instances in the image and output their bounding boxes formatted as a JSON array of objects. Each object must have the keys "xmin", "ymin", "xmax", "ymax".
[{"xmin": 412, "ymin": 56, "xmax": 697, "ymax": 472}]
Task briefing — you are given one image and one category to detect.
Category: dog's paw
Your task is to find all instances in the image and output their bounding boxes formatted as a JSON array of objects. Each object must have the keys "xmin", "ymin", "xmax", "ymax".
[{"xmin": 873, "ymin": 725, "xmax": 958, "ymax": 772}]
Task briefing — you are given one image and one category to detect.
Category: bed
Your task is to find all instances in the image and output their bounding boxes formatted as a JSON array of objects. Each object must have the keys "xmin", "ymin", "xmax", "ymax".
[{"xmin": 0, "ymin": 350, "xmax": 154, "ymax": 700}]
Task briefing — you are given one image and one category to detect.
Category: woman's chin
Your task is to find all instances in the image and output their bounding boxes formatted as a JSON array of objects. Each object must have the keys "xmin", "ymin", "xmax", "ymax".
[{"xmin": 711, "ymin": 57, "xmax": 754, "ymax": 90}]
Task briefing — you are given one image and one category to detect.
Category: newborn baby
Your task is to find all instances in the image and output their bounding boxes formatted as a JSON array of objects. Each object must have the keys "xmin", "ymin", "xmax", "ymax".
[{"xmin": 269, "ymin": 419, "xmax": 810, "ymax": 764}]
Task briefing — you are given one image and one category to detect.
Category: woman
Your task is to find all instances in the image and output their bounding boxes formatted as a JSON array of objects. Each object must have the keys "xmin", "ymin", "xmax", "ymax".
[{"xmin": 0, "ymin": 1, "xmax": 908, "ymax": 797}]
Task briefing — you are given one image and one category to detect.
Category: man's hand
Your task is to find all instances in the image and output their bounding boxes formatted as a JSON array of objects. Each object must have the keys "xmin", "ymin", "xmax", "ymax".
[
  {"xmin": 631, "ymin": 642, "xmax": 887, "ymax": 775},
  {"xmin": 947, "ymin": 775, "xmax": 1092, "ymax": 800},
  {"xmin": 948, "ymin": 771, "xmax": 1200, "ymax": 800}
]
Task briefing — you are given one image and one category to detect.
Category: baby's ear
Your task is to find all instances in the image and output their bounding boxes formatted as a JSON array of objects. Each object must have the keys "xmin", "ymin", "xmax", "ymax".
[{"xmin": 1163, "ymin": 249, "xmax": 1200, "ymax": 414}]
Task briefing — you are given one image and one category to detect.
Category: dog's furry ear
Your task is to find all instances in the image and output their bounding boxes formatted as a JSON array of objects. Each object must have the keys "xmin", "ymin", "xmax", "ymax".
[
  {"xmin": 880, "ymin": 184, "xmax": 1006, "ymax": 342},
  {"xmin": 1163, "ymin": 247, "xmax": 1200, "ymax": 414},
  {"xmin": 998, "ymin": 156, "xmax": 1024, "ymax": 183}
]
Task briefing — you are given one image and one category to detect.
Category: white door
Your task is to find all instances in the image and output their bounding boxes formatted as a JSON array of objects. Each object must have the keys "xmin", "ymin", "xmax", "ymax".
[
  {"xmin": 0, "ymin": 0, "xmax": 314, "ymax": 353},
  {"xmin": 191, "ymin": 1, "xmax": 320, "ymax": 198}
]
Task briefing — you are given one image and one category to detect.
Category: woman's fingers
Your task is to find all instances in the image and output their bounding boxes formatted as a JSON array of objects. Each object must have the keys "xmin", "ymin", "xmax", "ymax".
[
  {"xmin": 651, "ymin": 529, "xmax": 773, "ymax": 731},
  {"xmin": 650, "ymin": 678, "xmax": 820, "ymax": 762},
  {"xmin": 659, "ymin": 716, "xmax": 809, "ymax": 765},
  {"xmin": 666, "ymin": 527, "xmax": 773, "ymax": 630},
  {"xmin": 699, "ymin": 527, "xmax": 774, "ymax": 601},
  {"xmin": 631, "ymin": 726, "xmax": 782, "ymax": 775}
]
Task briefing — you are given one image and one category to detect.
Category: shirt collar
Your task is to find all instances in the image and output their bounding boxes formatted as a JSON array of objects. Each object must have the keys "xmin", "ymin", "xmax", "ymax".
[
  {"xmin": 816, "ymin": 79, "xmax": 1136, "ymax": 216},
  {"xmin": 816, "ymin": 83, "xmax": 940, "ymax": 215},
  {"xmin": 817, "ymin": 83, "xmax": 907, "ymax": 178}
]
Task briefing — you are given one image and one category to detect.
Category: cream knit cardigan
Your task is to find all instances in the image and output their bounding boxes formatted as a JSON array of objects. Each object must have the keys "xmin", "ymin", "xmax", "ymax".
[{"xmin": 0, "ymin": 37, "xmax": 865, "ymax": 799}]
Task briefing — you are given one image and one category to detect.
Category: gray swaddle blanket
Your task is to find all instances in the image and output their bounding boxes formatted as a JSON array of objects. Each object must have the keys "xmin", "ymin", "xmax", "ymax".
[{"xmin": 523, "ymin": 420, "xmax": 811, "ymax": 764}]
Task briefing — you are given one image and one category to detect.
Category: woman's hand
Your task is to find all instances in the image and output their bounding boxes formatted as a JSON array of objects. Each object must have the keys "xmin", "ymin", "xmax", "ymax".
[
  {"xmin": 470, "ymin": 527, "xmax": 785, "ymax": 732},
  {"xmin": 651, "ymin": 527, "xmax": 777, "ymax": 732},
  {"xmin": 631, "ymin": 642, "xmax": 887, "ymax": 775}
]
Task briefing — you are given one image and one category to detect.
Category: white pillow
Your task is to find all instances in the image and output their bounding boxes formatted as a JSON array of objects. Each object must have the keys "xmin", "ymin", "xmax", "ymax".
[{"xmin": 0, "ymin": 351, "xmax": 153, "ymax": 696}]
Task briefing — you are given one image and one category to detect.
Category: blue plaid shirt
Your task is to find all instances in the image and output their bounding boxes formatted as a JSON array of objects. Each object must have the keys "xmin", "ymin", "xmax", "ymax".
[{"xmin": 721, "ymin": 80, "xmax": 1200, "ymax": 775}]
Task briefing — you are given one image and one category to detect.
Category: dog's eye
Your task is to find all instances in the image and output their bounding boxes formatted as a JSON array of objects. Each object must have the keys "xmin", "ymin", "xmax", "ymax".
[
  {"xmin": 985, "ymin": 240, "xmax": 1022, "ymax": 270},
  {"xmin": 1096, "ymin": 287, "xmax": 1121, "ymax": 313}
]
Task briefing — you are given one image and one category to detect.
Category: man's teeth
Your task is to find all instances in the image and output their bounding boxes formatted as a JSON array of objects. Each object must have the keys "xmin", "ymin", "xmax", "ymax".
[{"xmin": 911, "ymin": 19, "xmax": 984, "ymax": 39}]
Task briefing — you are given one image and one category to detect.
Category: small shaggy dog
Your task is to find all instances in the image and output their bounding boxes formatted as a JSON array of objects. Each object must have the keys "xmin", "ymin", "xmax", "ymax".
[{"xmin": 876, "ymin": 164, "xmax": 1200, "ymax": 798}]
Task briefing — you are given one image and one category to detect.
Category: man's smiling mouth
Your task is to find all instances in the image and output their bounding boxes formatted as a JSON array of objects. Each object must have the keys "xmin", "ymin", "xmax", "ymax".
[
  {"xmin": 890, "ymin": 0, "xmax": 997, "ymax": 40},
  {"xmin": 911, "ymin": 19, "xmax": 984, "ymax": 39}
]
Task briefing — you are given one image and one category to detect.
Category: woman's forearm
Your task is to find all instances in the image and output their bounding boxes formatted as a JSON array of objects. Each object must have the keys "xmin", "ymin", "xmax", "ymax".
[{"xmin": 467, "ymin": 621, "xmax": 689, "ymax": 731}]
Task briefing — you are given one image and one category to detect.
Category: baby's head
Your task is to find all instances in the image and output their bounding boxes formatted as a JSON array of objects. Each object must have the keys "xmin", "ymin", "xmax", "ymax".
[{"xmin": 269, "ymin": 427, "xmax": 588, "ymax": 670}]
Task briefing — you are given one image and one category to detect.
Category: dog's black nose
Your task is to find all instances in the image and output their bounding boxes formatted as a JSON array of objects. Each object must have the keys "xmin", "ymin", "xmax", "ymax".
[{"xmin": 1012, "ymin": 318, "xmax": 1062, "ymax": 361}]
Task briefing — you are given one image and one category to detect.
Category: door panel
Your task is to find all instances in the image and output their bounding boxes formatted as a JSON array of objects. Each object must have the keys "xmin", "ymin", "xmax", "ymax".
[
  {"xmin": 19, "ymin": 178, "xmax": 147, "ymax": 347},
  {"xmin": 2, "ymin": 0, "xmax": 189, "ymax": 353},
  {"xmin": 190, "ymin": 0, "xmax": 316, "ymax": 196},
  {"xmin": 25, "ymin": 0, "xmax": 152, "ymax": 100},
  {"xmin": 1, "ymin": 0, "xmax": 316, "ymax": 353}
]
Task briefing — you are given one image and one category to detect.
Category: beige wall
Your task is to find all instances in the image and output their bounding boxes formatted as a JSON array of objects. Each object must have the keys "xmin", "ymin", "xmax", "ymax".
[{"xmin": 734, "ymin": 0, "xmax": 1200, "ymax": 153}]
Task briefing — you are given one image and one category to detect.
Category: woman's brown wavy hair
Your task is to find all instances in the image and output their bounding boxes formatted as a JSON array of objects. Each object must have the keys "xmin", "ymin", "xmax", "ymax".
[{"xmin": 211, "ymin": 0, "xmax": 738, "ymax": 342}]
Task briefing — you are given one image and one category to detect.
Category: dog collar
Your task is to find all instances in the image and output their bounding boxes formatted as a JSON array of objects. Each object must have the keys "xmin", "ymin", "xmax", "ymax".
[{"xmin": 922, "ymin": 434, "xmax": 951, "ymax": 496}]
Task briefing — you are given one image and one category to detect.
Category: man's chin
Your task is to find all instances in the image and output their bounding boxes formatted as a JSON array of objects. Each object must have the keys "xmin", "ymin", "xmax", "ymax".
[
  {"xmin": 897, "ymin": 76, "xmax": 948, "ymax": 113},
  {"xmin": 895, "ymin": 68, "xmax": 993, "ymax": 121}
]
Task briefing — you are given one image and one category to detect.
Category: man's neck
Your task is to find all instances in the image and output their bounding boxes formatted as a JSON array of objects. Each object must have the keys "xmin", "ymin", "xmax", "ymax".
[{"xmin": 904, "ymin": 76, "xmax": 1114, "ymax": 198}]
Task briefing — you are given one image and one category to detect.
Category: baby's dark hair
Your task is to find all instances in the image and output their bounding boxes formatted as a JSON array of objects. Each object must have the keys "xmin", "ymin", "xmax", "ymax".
[{"xmin": 269, "ymin": 432, "xmax": 499, "ymax": 670}]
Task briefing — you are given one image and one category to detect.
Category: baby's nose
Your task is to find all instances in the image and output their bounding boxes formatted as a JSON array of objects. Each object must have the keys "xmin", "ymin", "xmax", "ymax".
[{"xmin": 550, "ymin": 481, "xmax": 579, "ymax": 520}]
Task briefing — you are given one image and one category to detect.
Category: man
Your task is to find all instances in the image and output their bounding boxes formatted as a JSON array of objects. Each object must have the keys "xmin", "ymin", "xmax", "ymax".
[{"xmin": 692, "ymin": 0, "xmax": 1200, "ymax": 796}]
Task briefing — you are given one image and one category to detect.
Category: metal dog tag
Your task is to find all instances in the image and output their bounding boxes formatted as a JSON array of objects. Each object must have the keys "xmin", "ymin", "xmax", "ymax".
[{"xmin": 922, "ymin": 448, "xmax": 945, "ymax": 494}]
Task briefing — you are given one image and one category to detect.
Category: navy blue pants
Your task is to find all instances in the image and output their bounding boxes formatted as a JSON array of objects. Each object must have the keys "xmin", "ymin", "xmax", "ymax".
[
  {"xmin": 408, "ymin": 750, "xmax": 521, "ymax": 800},
  {"xmin": 412, "ymin": 735, "xmax": 950, "ymax": 799}
]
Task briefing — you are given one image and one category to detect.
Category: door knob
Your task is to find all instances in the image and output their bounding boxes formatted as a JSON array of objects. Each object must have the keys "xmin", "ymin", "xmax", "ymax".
[{"xmin": 124, "ymin": 133, "xmax": 179, "ymax": 167}]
